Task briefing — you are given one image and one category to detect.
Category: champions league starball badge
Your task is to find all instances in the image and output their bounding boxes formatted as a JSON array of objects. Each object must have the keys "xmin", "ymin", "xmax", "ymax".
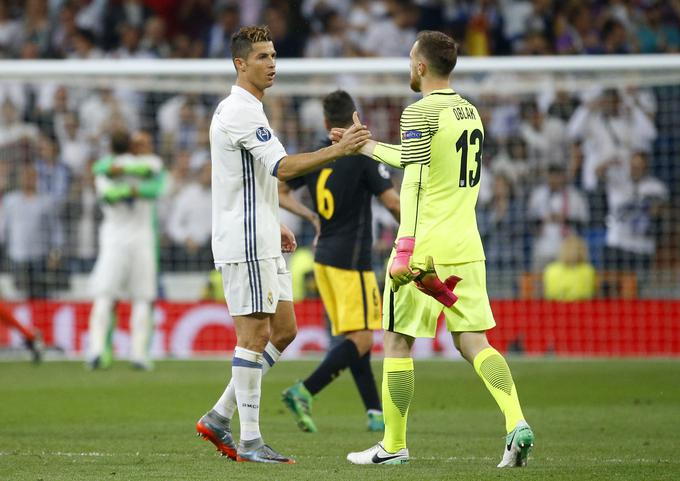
[{"xmin": 256, "ymin": 127, "xmax": 272, "ymax": 142}]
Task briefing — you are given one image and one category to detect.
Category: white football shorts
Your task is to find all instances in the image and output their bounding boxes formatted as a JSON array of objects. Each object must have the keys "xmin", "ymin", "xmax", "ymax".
[
  {"xmin": 217, "ymin": 255, "xmax": 292, "ymax": 316},
  {"xmin": 90, "ymin": 239, "xmax": 157, "ymax": 301}
]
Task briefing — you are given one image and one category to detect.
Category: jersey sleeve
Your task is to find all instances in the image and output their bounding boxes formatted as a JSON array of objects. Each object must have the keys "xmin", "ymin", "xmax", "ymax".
[
  {"xmin": 217, "ymin": 107, "xmax": 287, "ymax": 176},
  {"xmin": 363, "ymin": 157, "xmax": 393, "ymax": 196},
  {"xmin": 372, "ymin": 142, "xmax": 402, "ymax": 169},
  {"xmin": 400, "ymin": 104, "xmax": 432, "ymax": 166}
]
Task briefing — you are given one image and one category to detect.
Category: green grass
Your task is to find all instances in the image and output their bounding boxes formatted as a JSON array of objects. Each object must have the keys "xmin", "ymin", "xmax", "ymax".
[{"xmin": 1, "ymin": 359, "xmax": 679, "ymax": 481}]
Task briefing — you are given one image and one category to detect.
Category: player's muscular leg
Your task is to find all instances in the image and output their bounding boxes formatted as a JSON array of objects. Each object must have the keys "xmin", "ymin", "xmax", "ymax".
[
  {"xmin": 383, "ymin": 330, "xmax": 415, "ymax": 357},
  {"xmin": 268, "ymin": 301, "xmax": 297, "ymax": 352},
  {"xmin": 452, "ymin": 331, "xmax": 491, "ymax": 363},
  {"xmin": 233, "ymin": 313, "xmax": 271, "ymax": 352}
]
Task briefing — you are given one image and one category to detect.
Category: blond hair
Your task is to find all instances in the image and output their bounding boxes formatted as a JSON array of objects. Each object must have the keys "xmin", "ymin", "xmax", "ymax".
[
  {"xmin": 231, "ymin": 25, "xmax": 272, "ymax": 60},
  {"xmin": 558, "ymin": 235, "xmax": 589, "ymax": 266}
]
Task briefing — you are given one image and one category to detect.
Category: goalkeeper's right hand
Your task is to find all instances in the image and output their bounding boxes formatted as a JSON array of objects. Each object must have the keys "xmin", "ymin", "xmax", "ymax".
[{"xmin": 414, "ymin": 256, "xmax": 461, "ymax": 307}]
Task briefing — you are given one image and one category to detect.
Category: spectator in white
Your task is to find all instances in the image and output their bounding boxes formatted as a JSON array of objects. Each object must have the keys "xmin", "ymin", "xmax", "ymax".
[
  {"xmin": 0, "ymin": 165, "xmax": 64, "ymax": 299},
  {"xmin": 519, "ymin": 98, "xmax": 569, "ymax": 175},
  {"xmin": 206, "ymin": 4, "xmax": 240, "ymax": 58},
  {"xmin": 35, "ymin": 135, "xmax": 71, "ymax": 206},
  {"xmin": 362, "ymin": 0, "xmax": 418, "ymax": 57},
  {"xmin": 604, "ymin": 151, "xmax": 669, "ymax": 272},
  {"xmin": 73, "ymin": 0, "xmax": 107, "ymax": 38},
  {"xmin": 567, "ymin": 88, "xmax": 657, "ymax": 191},
  {"xmin": 304, "ymin": 8, "xmax": 354, "ymax": 57},
  {"xmin": 528, "ymin": 163, "xmax": 589, "ymax": 271},
  {"xmin": 157, "ymin": 94, "xmax": 206, "ymax": 142},
  {"xmin": 139, "ymin": 16, "xmax": 170, "ymax": 58},
  {"xmin": 65, "ymin": 159, "xmax": 98, "ymax": 271},
  {"xmin": 0, "ymin": 100, "xmax": 39, "ymax": 148},
  {"xmin": 160, "ymin": 99, "xmax": 200, "ymax": 156},
  {"xmin": 0, "ymin": 0, "xmax": 22, "ymax": 57},
  {"xmin": 347, "ymin": 0, "xmax": 387, "ymax": 48},
  {"xmin": 56, "ymin": 111, "xmax": 91, "ymax": 174},
  {"xmin": 79, "ymin": 88, "xmax": 140, "ymax": 141},
  {"xmin": 166, "ymin": 163, "xmax": 212, "ymax": 270}
]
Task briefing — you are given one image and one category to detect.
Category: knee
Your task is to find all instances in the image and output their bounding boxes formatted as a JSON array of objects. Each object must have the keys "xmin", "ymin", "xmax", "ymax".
[
  {"xmin": 270, "ymin": 324, "xmax": 297, "ymax": 351},
  {"xmin": 237, "ymin": 325, "xmax": 271, "ymax": 352},
  {"xmin": 347, "ymin": 330, "xmax": 373, "ymax": 356}
]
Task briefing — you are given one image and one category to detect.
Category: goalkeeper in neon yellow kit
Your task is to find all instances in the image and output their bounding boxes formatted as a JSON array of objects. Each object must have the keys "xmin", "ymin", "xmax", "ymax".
[{"xmin": 344, "ymin": 31, "xmax": 534, "ymax": 467}]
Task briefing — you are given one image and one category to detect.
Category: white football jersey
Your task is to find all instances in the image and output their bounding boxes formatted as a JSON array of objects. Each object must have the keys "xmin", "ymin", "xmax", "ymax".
[
  {"xmin": 95, "ymin": 153, "xmax": 163, "ymax": 245},
  {"xmin": 210, "ymin": 85, "xmax": 287, "ymax": 264}
]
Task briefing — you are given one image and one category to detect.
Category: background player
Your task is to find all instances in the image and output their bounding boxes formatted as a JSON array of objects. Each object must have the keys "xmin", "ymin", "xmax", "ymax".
[
  {"xmin": 87, "ymin": 129, "xmax": 166, "ymax": 371},
  {"xmin": 280, "ymin": 90, "xmax": 400, "ymax": 433},
  {"xmin": 194, "ymin": 25, "xmax": 370, "ymax": 464},
  {"xmin": 342, "ymin": 31, "xmax": 535, "ymax": 467},
  {"xmin": 0, "ymin": 302, "xmax": 42, "ymax": 362}
]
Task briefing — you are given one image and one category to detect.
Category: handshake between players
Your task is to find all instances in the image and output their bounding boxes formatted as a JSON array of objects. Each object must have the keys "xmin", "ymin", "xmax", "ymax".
[{"xmin": 332, "ymin": 113, "xmax": 460, "ymax": 308}]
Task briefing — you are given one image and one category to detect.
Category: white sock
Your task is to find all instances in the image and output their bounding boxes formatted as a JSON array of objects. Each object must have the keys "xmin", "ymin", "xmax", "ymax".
[
  {"xmin": 87, "ymin": 297, "xmax": 113, "ymax": 361},
  {"xmin": 233, "ymin": 346, "xmax": 263, "ymax": 441},
  {"xmin": 213, "ymin": 342, "xmax": 281, "ymax": 419},
  {"xmin": 130, "ymin": 301, "xmax": 153, "ymax": 364}
]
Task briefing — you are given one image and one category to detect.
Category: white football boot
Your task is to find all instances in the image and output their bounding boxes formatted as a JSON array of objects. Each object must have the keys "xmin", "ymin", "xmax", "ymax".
[
  {"xmin": 347, "ymin": 442, "xmax": 409, "ymax": 465},
  {"xmin": 497, "ymin": 420, "xmax": 535, "ymax": 467}
]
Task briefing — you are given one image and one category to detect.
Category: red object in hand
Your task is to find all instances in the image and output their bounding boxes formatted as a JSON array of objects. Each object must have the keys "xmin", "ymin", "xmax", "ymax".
[
  {"xmin": 414, "ymin": 257, "xmax": 462, "ymax": 307},
  {"xmin": 389, "ymin": 237, "xmax": 417, "ymax": 286}
]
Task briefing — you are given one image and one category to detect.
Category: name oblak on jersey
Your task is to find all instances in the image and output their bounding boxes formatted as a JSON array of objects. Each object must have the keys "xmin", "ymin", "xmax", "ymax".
[{"xmin": 452, "ymin": 106, "xmax": 477, "ymax": 121}]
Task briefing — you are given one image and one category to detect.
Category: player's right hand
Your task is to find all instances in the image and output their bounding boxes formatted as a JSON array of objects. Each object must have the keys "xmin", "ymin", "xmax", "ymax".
[
  {"xmin": 336, "ymin": 111, "xmax": 371, "ymax": 154},
  {"xmin": 389, "ymin": 236, "xmax": 420, "ymax": 291}
]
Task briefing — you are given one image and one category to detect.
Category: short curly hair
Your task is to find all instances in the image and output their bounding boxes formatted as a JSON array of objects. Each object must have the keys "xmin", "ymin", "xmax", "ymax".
[{"xmin": 231, "ymin": 25, "xmax": 272, "ymax": 60}]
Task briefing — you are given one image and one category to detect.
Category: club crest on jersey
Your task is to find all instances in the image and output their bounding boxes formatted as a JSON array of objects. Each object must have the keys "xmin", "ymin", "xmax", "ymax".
[
  {"xmin": 256, "ymin": 127, "xmax": 271, "ymax": 142},
  {"xmin": 402, "ymin": 130, "xmax": 422, "ymax": 140}
]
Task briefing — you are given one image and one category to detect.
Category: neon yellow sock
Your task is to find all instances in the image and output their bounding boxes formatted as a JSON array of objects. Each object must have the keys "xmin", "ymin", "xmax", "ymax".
[
  {"xmin": 381, "ymin": 357, "xmax": 414, "ymax": 453},
  {"xmin": 473, "ymin": 347, "xmax": 525, "ymax": 433}
]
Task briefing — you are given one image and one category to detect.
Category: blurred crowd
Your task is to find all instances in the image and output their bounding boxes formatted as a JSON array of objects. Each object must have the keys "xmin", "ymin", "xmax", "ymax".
[
  {"xmin": 0, "ymin": 0, "xmax": 679, "ymax": 301},
  {"xmin": 0, "ymin": 0, "xmax": 679, "ymax": 61}
]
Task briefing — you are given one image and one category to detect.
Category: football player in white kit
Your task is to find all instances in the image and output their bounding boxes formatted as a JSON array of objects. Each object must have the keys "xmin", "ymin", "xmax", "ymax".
[
  {"xmin": 195, "ymin": 25, "xmax": 371, "ymax": 464},
  {"xmin": 87, "ymin": 130, "xmax": 166, "ymax": 371}
]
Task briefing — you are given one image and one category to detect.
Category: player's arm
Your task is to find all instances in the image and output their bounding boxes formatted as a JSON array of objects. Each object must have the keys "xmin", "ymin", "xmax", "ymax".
[
  {"xmin": 278, "ymin": 181, "xmax": 320, "ymax": 237},
  {"xmin": 275, "ymin": 122, "xmax": 371, "ymax": 180},
  {"xmin": 378, "ymin": 188, "xmax": 400, "ymax": 223},
  {"xmin": 91, "ymin": 156, "xmax": 155, "ymax": 178},
  {"xmin": 135, "ymin": 169, "xmax": 167, "ymax": 199},
  {"xmin": 329, "ymin": 116, "xmax": 403, "ymax": 169},
  {"xmin": 389, "ymin": 105, "xmax": 431, "ymax": 287}
]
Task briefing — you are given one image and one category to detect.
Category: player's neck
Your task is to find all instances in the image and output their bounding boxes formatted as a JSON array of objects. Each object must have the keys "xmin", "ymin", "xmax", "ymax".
[
  {"xmin": 420, "ymin": 77, "xmax": 451, "ymax": 97},
  {"xmin": 235, "ymin": 78, "xmax": 265, "ymax": 101}
]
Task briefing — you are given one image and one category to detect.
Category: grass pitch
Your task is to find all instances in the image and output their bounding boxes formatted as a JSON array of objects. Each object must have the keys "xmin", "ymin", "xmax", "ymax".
[{"xmin": 1, "ymin": 358, "xmax": 679, "ymax": 481}]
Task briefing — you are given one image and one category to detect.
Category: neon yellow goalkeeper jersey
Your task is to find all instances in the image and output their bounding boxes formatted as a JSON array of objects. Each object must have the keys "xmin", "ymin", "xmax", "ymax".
[{"xmin": 401, "ymin": 88, "xmax": 486, "ymax": 265}]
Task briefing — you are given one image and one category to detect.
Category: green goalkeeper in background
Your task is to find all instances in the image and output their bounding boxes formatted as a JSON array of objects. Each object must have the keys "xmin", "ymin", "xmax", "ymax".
[
  {"xmin": 86, "ymin": 130, "xmax": 166, "ymax": 371},
  {"xmin": 343, "ymin": 30, "xmax": 534, "ymax": 467}
]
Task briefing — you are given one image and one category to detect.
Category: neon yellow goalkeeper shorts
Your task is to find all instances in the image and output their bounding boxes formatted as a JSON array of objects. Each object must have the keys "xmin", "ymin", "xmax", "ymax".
[{"xmin": 383, "ymin": 260, "xmax": 496, "ymax": 338}]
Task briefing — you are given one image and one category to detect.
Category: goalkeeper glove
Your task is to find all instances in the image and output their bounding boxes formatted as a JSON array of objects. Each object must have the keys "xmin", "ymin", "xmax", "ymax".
[
  {"xmin": 122, "ymin": 162, "xmax": 153, "ymax": 177},
  {"xmin": 389, "ymin": 237, "xmax": 419, "ymax": 291},
  {"xmin": 414, "ymin": 256, "xmax": 461, "ymax": 307},
  {"xmin": 102, "ymin": 184, "xmax": 133, "ymax": 203}
]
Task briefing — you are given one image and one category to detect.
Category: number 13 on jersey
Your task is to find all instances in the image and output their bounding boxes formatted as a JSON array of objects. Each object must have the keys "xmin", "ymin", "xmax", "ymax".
[{"xmin": 456, "ymin": 128, "xmax": 483, "ymax": 188}]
